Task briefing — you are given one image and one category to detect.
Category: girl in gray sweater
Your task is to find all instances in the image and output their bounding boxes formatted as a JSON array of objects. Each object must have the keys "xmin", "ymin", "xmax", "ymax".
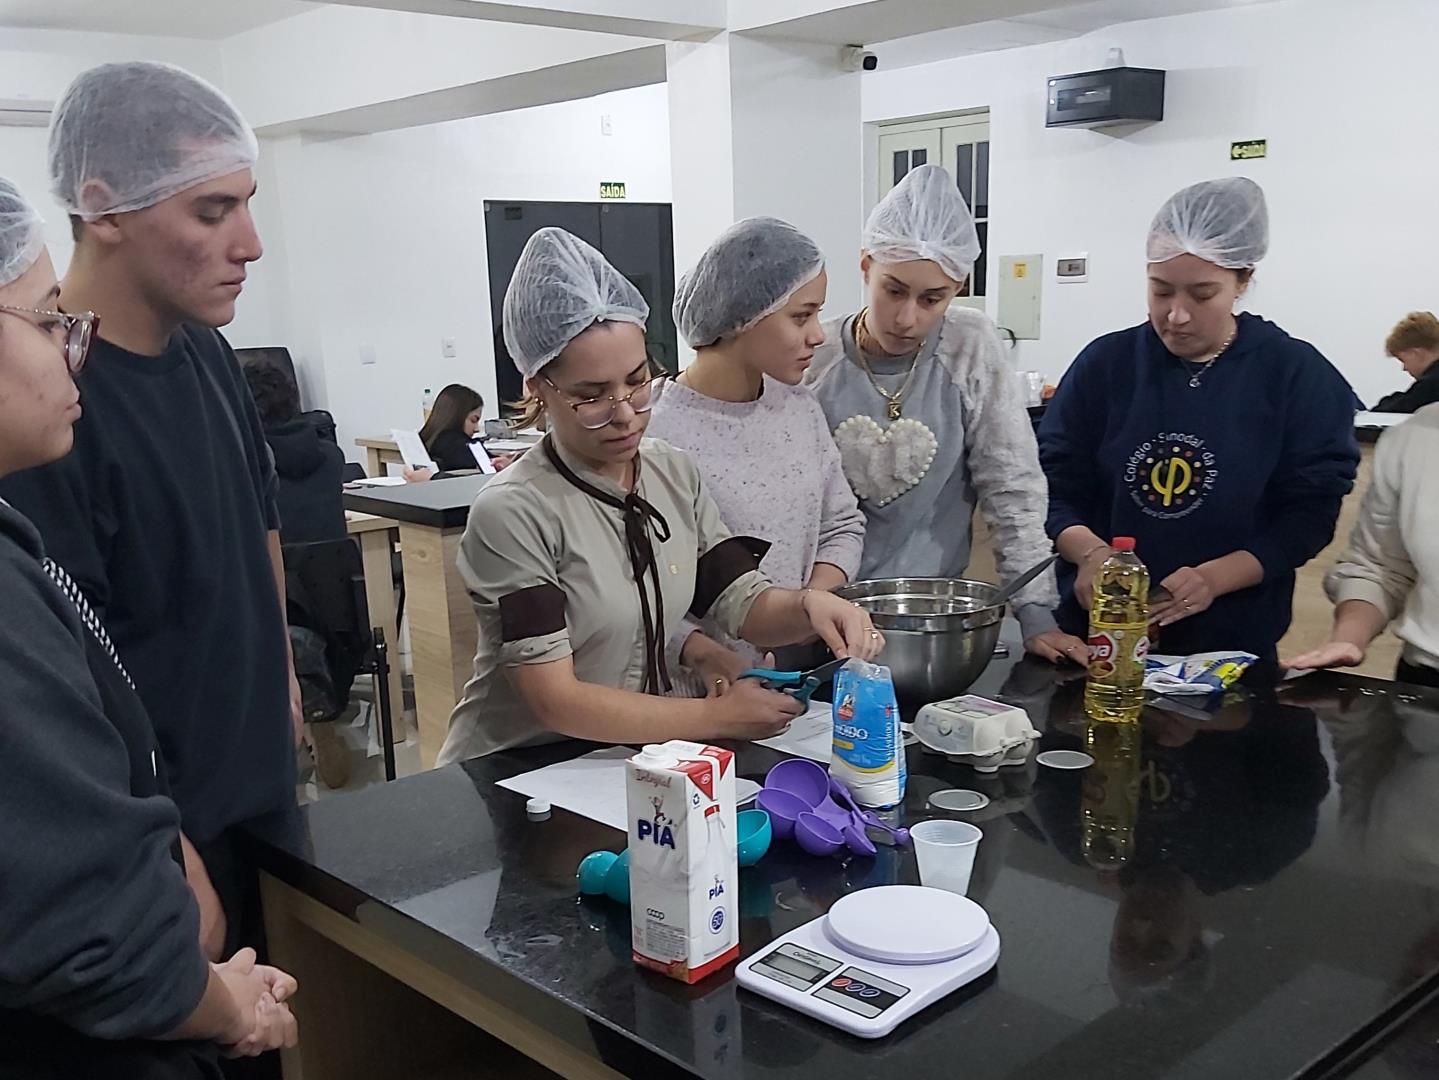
[
  {"xmin": 650, "ymin": 218, "xmax": 866, "ymax": 694},
  {"xmin": 804, "ymin": 165, "xmax": 1085, "ymax": 665}
]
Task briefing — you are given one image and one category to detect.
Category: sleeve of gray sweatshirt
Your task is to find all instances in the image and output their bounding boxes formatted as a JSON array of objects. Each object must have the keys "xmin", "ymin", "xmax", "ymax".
[
  {"xmin": 945, "ymin": 310, "xmax": 1061, "ymax": 642},
  {"xmin": 0, "ymin": 544, "xmax": 210, "ymax": 1040}
]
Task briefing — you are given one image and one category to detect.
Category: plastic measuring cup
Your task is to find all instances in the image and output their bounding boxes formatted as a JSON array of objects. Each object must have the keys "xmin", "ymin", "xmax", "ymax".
[{"xmin": 910, "ymin": 820, "xmax": 983, "ymax": 896}]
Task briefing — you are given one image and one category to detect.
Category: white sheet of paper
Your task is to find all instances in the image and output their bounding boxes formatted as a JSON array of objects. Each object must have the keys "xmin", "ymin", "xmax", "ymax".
[
  {"xmin": 485, "ymin": 438, "xmax": 537, "ymax": 454},
  {"xmin": 497, "ymin": 747, "xmax": 633, "ymax": 830},
  {"xmin": 1354, "ymin": 411, "xmax": 1409, "ymax": 429},
  {"xmin": 755, "ymin": 701, "xmax": 833, "ymax": 763},
  {"xmin": 469, "ymin": 441, "xmax": 497, "ymax": 474},
  {"xmin": 352, "ymin": 474, "xmax": 408, "ymax": 487},
  {"xmin": 390, "ymin": 428, "xmax": 437, "ymax": 470}
]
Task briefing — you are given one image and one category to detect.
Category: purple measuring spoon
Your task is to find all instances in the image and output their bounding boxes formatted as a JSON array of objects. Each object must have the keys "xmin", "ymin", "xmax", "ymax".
[{"xmin": 827, "ymin": 775, "xmax": 911, "ymax": 846}]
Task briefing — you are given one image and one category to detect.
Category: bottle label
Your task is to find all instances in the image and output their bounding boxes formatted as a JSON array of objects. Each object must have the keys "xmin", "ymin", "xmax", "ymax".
[
  {"xmin": 1133, "ymin": 635, "xmax": 1150, "ymax": 662},
  {"xmin": 1088, "ymin": 632, "xmax": 1117, "ymax": 677}
]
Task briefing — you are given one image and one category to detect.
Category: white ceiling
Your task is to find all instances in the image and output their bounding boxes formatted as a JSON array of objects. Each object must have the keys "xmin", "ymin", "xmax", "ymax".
[
  {"xmin": 877, "ymin": 0, "xmax": 1282, "ymax": 67},
  {"xmin": 0, "ymin": 0, "xmax": 317, "ymax": 38}
]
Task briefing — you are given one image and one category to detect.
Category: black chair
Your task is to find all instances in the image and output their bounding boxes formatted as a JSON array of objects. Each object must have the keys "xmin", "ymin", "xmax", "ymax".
[
  {"xmin": 282, "ymin": 539, "xmax": 398, "ymax": 781},
  {"xmin": 341, "ymin": 461, "xmax": 367, "ymax": 484}
]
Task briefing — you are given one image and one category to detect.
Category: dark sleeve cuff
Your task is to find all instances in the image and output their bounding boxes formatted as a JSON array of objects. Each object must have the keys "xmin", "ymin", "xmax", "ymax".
[
  {"xmin": 690, "ymin": 536, "xmax": 770, "ymax": 619},
  {"xmin": 499, "ymin": 583, "xmax": 566, "ymax": 641}
]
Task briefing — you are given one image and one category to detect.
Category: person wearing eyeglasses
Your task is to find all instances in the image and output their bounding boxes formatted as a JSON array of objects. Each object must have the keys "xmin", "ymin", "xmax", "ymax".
[
  {"xmin": 0, "ymin": 63, "xmax": 301, "ymax": 978},
  {"xmin": 435, "ymin": 228, "xmax": 884, "ymax": 764},
  {"xmin": 0, "ymin": 177, "xmax": 298, "ymax": 1078},
  {"xmin": 647, "ymin": 217, "xmax": 865, "ymax": 696}
]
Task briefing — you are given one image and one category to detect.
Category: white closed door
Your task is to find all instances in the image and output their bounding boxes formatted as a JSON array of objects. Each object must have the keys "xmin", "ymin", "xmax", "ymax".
[
  {"xmin": 940, "ymin": 118, "xmax": 991, "ymax": 310},
  {"xmin": 878, "ymin": 127, "xmax": 941, "ymax": 198}
]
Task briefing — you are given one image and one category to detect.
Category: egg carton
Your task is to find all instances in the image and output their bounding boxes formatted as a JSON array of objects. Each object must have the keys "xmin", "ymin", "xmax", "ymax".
[{"xmin": 910, "ymin": 695, "xmax": 1040, "ymax": 773}]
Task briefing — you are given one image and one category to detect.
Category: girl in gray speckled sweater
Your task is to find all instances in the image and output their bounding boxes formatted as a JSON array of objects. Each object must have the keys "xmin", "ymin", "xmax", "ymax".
[
  {"xmin": 650, "ymin": 217, "xmax": 867, "ymax": 696},
  {"xmin": 804, "ymin": 165, "xmax": 1086, "ymax": 666}
]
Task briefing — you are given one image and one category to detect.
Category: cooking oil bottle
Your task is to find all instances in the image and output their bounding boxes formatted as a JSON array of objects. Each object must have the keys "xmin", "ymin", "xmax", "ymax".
[
  {"xmin": 1084, "ymin": 537, "xmax": 1150, "ymax": 723},
  {"xmin": 1082, "ymin": 719, "xmax": 1141, "ymax": 869}
]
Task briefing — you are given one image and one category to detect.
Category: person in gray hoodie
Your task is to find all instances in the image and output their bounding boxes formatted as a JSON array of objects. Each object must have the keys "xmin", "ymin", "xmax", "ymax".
[{"xmin": 0, "ymin": 178, "xmax": 297, "ymax": 1077}]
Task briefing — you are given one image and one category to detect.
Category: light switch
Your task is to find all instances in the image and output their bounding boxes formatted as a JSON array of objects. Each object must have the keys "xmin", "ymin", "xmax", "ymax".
[
  {"xmin": 441, "ymin": 337, "xmax": 458, "ymax": 359},
  {"xmin": 359, "ymin": 343, "xmax": 377, "ymax": 366}
]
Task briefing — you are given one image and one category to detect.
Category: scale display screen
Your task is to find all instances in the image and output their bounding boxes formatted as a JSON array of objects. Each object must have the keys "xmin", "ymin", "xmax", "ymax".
[{"xmin": 752, "ymin": 944, "xmax": 841, "ymax": 991}]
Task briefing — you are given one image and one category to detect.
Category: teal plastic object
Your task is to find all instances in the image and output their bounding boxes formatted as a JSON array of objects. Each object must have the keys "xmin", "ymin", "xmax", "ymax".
[
  {"xmin": 604, "ymin": 848, "xmax": 631, "ymax": 904},
  {"xmin": 577, "ymin": 850, "xmax": 618, "ymax": 896},
  {"xmin": 737, "ymin": 808, "xmax": 773, "ymax": 867}
]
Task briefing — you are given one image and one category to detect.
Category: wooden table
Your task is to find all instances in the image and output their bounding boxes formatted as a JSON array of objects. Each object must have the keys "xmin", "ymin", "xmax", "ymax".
[
  {"xmin": 356, "ymin": 436, "xmax": 403, "ymax": 480},
  {"xmin": 344, "ymin": 476, "xmax": 490, "ymax": 768},
  {"xmin": 345, "ymin": 511, "xmax": 405, "ymax": 744}
]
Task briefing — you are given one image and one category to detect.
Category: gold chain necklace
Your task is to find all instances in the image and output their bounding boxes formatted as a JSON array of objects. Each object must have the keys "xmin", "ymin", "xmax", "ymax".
[
  {"xmin": 1180, "ymin": 323, "xmax": 1239, "ymax": 388},
  {"xmin": 855, "ymin": 310, "xmax": 921, "ymax": 420}
]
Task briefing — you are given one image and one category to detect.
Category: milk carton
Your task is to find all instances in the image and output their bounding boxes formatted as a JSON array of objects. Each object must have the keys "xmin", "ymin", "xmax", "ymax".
[{"xmin": 627, "ymin": 741, "xmax": 738, "ymax": 984}]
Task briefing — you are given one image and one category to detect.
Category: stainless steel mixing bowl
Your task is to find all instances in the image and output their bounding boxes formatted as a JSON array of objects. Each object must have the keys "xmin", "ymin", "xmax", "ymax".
[{"xmin": 836, "ymin": 578, "xmax": 1003, "ymax": 705}]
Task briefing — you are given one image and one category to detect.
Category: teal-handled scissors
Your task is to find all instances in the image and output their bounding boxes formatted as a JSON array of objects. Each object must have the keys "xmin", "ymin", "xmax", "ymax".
[{"xmin": 738, "ymin": 657, "xmax": 847, "ymax": 707}]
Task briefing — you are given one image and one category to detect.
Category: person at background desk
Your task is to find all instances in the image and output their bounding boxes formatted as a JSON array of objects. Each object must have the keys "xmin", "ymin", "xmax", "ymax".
[
  {"xmin": 242, "ymin": 361, "xmax": 345, "ymax": 545},
  {"xmin": 1372, "ymin": 311, "xmax": 1439, "ymax": 414},
  {"xmin": 1288, "ymin": 404, "xmax": 1439, "ymax": 688},
  {"xmin": 403, "ymin": 383, "xmax": 501, "ymax": 481},
  {"xmin": 647, "ymin": 217, "xmax": 865, "ymax": 695},
  {"xmin": 803, "ymin": 165, "xmax": 1080, "ymax": 665},
  {"xmin": 436, "ymin": 228, "xmax": 883, "ymax": 764},
  {"xmin": 0, "ymin": 63, "xmax": 301, "ymax": 975},
  {"xmin": 1040, "ymin": 177, "xmax": 1359, "ymax": 660},
  {"xmin": 0, "ymin": 175, "xmax": 297, "ymax": 1079}
]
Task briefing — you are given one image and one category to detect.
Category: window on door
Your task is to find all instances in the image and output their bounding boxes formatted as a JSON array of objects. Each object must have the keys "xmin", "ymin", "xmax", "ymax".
[{"xmin": 875, "ymin": 111, "xmax": 990, "ymax": 308}]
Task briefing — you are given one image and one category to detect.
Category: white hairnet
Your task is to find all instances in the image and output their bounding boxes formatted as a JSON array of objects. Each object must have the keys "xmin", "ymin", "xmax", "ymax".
[
  {"xmin": 0, "ymin": 176, "xmax": 44, "ymax": 288},
  {"xmin": 862, "ymin": 164, "xmax": 981, "ymax": 284},
  {"xmin": 503, "ymin": 227, "xmax": 649, "ymax": 378},
  {"xmin": 1147, "ymin": 177, "xmax": 1269, "ymax": 269},
  {"xmin": 673, "ymin": 217, "xmax": 824, "ymax": 348},
  {"xmin": 50, "ymin": 61, "xmax": 259, "ymax": 221}
]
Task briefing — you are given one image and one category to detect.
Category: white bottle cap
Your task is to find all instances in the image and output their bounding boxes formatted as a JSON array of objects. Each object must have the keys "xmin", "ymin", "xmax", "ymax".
[
  {"xmin": 525, "ymin": 798, "xmax": 551, "ymax": 817},
  {"xmin": 635, "ymin": 744, "xmax": 676, "ymax": 767}
]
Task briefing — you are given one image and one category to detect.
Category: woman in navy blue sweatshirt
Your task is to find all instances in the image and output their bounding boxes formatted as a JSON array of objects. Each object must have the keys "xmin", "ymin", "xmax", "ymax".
[{"xmin": 1039, "ymin": 178, "xmax": 1360, "ymax": 659}]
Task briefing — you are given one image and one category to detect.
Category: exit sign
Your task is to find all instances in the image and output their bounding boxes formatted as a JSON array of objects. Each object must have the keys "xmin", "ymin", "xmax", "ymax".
[
  {"xmin": 1230, "ymin": 139, "xmax": 1267, "ymax": 161},
  {"xmin": 600, "ymin": 181, "xmax": 627, "ymax": 200}
]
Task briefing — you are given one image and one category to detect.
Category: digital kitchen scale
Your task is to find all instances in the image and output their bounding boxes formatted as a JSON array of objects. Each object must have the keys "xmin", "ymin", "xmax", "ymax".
[{"xmin": 736, "ymin": 885, "xmax": 1000, "ymax": 1038}]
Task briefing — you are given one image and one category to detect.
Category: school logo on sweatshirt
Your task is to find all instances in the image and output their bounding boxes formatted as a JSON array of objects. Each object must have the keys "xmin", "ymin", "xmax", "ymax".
[{"xmin": 1125, "ymin": 432, "xmax": 1217, "ymax": 519}]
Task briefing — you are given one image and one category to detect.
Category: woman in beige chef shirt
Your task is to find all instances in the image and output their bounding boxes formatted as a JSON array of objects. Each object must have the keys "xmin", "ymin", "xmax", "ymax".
[{"xmin": 437, "ymin": 229, "xmax": 884, "ymax": 764}]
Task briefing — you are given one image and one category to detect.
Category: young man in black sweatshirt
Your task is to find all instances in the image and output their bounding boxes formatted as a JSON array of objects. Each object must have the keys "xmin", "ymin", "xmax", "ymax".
[
  {"xmin": 0, "ymin": 63, "xmax": 302, "ymax": 968},
  {"xmin": 0, "ymin": 175, "xmax": 297, "ymax": 1078}
]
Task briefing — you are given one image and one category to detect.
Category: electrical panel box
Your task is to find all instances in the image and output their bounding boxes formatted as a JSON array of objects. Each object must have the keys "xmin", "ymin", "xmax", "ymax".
[{"xmin": 998, "ymin": 255, "xmax": 1042, "ymax": 340}]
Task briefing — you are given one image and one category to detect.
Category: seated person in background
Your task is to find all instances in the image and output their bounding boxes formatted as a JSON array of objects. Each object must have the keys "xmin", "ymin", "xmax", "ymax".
[
  {"xmin": 1373, "ymin": 311, "xmax": 1439, "ymax": 414},
  {"xmin": 648, "ymin": 217, "xmax": 865, "ymax": 696},
  {"xmin": 242, "ymin": 361, "xmax": 346, "ymax": 545},
  {"xmin": 0, "ymin": 175, "xmax": 297, "ymax": 1079},
  {"xmin": 402, "ymin": 383, "xmax": 488, "ymax": 481},
  {"xmin": 1287, "ymin": 404, "xmax": 1439, "ymax": 688},
  {"xmin": 436, "ymin": 228, "xmax": 883, "ymax": 764},
  {"xmin": 421, "ymin": 383, "xmax": 485, "ymax": 470}
]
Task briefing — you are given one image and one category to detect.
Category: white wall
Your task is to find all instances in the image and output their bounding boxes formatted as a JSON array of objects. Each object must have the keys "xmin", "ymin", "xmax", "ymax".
[
  {"xmin": 0, "ymin": 28, "xmax": 223, "ymax": 276},
  {"xmin": 231, "ymin": 82, "xmax": 672, "ymax": 457},
  {"xmin": 863, "ymin": 0, "xmax": 1436, "ymax": 407}
]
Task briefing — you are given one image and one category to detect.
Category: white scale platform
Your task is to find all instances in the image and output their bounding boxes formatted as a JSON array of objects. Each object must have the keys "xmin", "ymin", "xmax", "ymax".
[{"xmin": 736, "ymin": 885, "xmax": 1000, "ymax": 1038}]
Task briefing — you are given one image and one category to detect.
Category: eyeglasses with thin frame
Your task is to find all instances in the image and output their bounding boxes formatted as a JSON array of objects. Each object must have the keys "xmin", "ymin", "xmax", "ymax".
[
  {"xmin": 0, "ymin": 305, "xmax": 99, "ymax": 374},
  {"xmin": 543, "ymin": 368, "xmax": 656, "ymax": 430}
]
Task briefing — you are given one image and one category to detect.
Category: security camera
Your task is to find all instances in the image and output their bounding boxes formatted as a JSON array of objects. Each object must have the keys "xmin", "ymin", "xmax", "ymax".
[{"xmin": 841, "ymin": 46, "xmax": 878, "ymax": 73}]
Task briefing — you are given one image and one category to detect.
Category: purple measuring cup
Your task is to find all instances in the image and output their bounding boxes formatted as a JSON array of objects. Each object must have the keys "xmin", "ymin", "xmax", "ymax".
[
  {"xmin": 765, "ymin": 759, "xmax": 876, "ymax": 858},
  {"xmin": 795, "ymin": 811, "xmax": 845, "ymax": 857},
  {"xmin": 828, "ymin": 774, "xmax": 911, "ymax": 846}
]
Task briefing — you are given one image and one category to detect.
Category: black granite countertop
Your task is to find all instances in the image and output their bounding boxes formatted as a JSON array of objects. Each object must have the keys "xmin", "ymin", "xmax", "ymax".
[
  {"xmin": 342, "ymin": 473, "xmax": 490, "ymax": 528},
  {"xmin": 247, "ymin": 637, "xmax": 1439, "ymax": 1079}
]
